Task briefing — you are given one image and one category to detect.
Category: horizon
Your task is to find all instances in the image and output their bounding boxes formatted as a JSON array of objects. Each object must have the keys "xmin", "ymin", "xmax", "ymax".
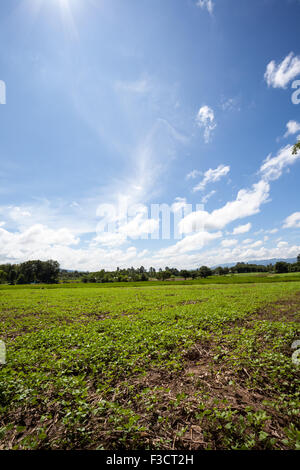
[{"xmin": 0, "ymin": 0, "xmax": 300, "ymax": 270}]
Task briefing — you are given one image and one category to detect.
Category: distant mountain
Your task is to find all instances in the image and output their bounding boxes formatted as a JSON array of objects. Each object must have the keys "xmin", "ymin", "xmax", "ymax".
[{"xmin": 211, "ymin": 258, "xmax": 297, "ymax": 268}]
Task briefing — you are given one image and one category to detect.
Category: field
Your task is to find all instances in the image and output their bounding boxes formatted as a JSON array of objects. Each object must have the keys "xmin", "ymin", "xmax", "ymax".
[{"xmin": 0, "ymin": 279, "xmax": 299, "ymax": 450}]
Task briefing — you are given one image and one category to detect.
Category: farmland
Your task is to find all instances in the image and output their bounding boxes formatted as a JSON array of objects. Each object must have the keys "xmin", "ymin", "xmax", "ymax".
[{"xmin": 0, "ymin": 279, "xmax": 299, "ymax": 450}]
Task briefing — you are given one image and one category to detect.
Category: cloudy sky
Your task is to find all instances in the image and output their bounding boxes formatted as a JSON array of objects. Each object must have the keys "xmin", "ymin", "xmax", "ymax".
[{"xmin": 0, "ymin": 0, "xmax": 300, "ymax": 270}]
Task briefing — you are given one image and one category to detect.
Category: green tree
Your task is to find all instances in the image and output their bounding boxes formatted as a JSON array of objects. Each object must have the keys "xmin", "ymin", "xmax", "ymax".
[
  {"xmin": 16, "ymin": 273, "xmax": 26, "ymax": 285},
  {"xmin": 9, "ymin": 269, "xmax": 17, "ymax": 285},
  {"xmin": 292, "ymin": 141, "xmax": 300, "ymax": 155},
  {"xmin": 275, "ymin": 261, "xmax": 289, "ymax": 274},
  {"xmin": 180, "ymin": 270, "xmax": 190, "ymax": 280},
  {"xmin": 0, "ymin": 270, "xmax": 7, "ymax": 284},
  {"xmin": 199, "ymin": 266, "xmax": 212, "ymax": 278}
]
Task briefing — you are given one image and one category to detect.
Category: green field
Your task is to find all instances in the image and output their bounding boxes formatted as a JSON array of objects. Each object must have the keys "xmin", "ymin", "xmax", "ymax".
[{"xmin": 0, "ymin": 280, "xmax": 299, "ymax": 450}]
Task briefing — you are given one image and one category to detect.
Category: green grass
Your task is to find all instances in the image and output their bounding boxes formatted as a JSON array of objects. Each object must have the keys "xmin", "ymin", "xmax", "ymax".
[{"xmin": 0, "ymin": 281, "xmax": 299, "ymax": 450}]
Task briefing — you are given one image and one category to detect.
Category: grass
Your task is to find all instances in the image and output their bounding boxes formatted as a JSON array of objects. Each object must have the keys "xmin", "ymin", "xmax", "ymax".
[{"xmin": 0, "ymin": 280, "xmax": 299, "ymax": 450}]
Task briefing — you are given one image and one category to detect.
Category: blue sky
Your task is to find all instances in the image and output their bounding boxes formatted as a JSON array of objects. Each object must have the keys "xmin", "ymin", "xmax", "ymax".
[{"xmin": 0, "ymin": 0, "xmax": 300, "ymax": 270}]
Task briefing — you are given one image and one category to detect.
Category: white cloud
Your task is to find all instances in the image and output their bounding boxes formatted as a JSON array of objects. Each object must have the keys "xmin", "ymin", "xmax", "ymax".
[
  {"xmin": 242, "ymin": 238, "xmax": 254, "ymax": 245},
  {"xmin": 186, "ymin": 169, "xmax": 202, "ymax": 180},
  {"xmin": 232, "ymin": 223, "xmax": 252, "ymax": 235},
  {"xmin": 171, "ymin": 197, "xmax": 188, "ymax": 213},
  {"xmin": 158, "ymin": 230, "xmax": 222, "ymax": 256},
  {"xmin": 0, "ymin": 224, "xmax": 79, "ymax": 263},
  {"xmin": 264, "ymin": 52, "xmax": 300, "ymax": 88},
  {"xmin": 284, "ymin": 120, "xmax": 300, "ymax": 138},
  {"xmin": 248, "ymin": 240, "xmax": 263, "ymax": 248},
  {"xmin": 90, "ymin": 233, "xmax": 127, "ymax": 248},
  {"xmin": 196, "ymin": 105, "xmax": 217, "ymax": 143},
  {"xmin": 221, "ymin": 239, "xmax": 238, "ymax": 248},
  {"xmin": 277, "ymin": 241, "xmax": 289, "ymax": 248},
  {"xmin": 0, "ymin": 201, "xmax": 96, "ymax": 236},
  {"xmin": 259, "ymin": 145, "xmax": 300, "ymax": 181},
  {"xmin": 151, "ymin": 241, "xmax": 300, "ymax": 270},
  {"xmin": 181, "ymin": 180, "xmax": 270, "ymax": 234},
  {"xmin": 193, "ymin": 164, "xmax": 230, "ymax": 192},
  {"xmin": 95, "ymin": 203, "xmax": 159, "ymax": 242},
  {"xmin": 201, "ymin": 190, "xmax": 216, "ymax": 204},
  {"xmin": 9, "ymin": 206, "xmax": 32, "ymax": 221},
  {"xmin": 283, "ymin": 212, "xmax": 300, "ymax": 229},
  {"xmin": 119, "ymin": 213, "xmax": 158, "ymax": 238},
  {"xmin": 196, "ymin": 0, "xmax": 214, "ymax": 15}
]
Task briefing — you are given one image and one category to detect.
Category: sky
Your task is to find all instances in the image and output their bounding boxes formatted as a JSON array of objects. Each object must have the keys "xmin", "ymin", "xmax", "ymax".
[{"xmin": 0, "ymin": 0, "xmax": 300, "ymax": 270}]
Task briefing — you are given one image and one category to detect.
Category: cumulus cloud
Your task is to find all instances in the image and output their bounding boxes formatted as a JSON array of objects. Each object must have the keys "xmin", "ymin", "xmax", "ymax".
[
  {"xmin": 221, "ymin": 239, "xmax": 238, "ymax": 248},
  {"xmin": 193, "ymin": 164, "xmax": 230, "ymax": 192},
  {"xmin": 0, "ymin": 224, "xmax": 79, "ymax": 263},
  {"xmin": 180, "ymin": 182, "xmax": 269, "ymax": 236},
  {"xmin": 242, "ymin": 238, "xmax": 254, "ymax": 245},
  {"xmin": 232, "ymin": 223, "xmax": 252, "ymax": 235},
  {"xmin": 248, "ymin": 240, "xmax": 263, "ymax": 248},
  {"xmin": 158, "ymin": 230, "xmax": 222, "ymax": 256},
  {"xmin": 90, "ymin": 233, "xmax": 128, "ymax": 248},
  {"xmin": 119, "ymin": 213, "xmax": 158, "ymax": 238},
  {"xmin": 277, "ymin": 241, "xmax": 289, "ymax": 248},
  {"xmin": 284, "ymin": 120, "xmax": 300, "ymax": 138},
  {"xmin": 259, "ymin": 145, "xmax": 300, "ymax": 181},
  {"xmin": 283, "ymin": 212, "xmax": 300, "ymax": 229},
  {"xmin": 96, "ymin": 203, "xmax": 159, "ymax": 243},
  {"xmin": 264, "ymin": 52, "xmax": 300, "ymax": 88},
  {"xmin": 196, "ymin": 0, "xmax": 214, "ymax": 14},
  {"xmin": 180, "ymin": 180, "xmax": 270, "ymax": 235},
  {"xmin": 196, "ymin": 105, "xmax": 216, "ymax": 143}
]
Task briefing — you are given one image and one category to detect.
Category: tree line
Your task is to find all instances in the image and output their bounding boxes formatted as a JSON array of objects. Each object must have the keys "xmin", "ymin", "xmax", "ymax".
[
  {"xmin": 80, "ymin": 256, "xmax": 300, "ymax": 283},
  {"xmin": 0, "ymin": 255, "xmax": 299, "ymax": 285},
  {"xmin": 0, "ymin": 260, "xmax": 60, "ymax": 285}
]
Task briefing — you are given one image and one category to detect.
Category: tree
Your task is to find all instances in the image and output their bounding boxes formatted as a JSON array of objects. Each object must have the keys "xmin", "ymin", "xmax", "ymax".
[
  {"xmin": 297, "ymin": 254, "xmax": 300, "ymax": 264},
  {"xmin": 292, "ymin": 141, "xmax": 300, "ymax": 155},
  {"xmin": 199, "ymin": 266, "xmax": 212, "ymax": 278},
  {"xmin": 0, "ymin": 270, "xmax": 7, "ymax": 284},
  {"xmin": 16, "ymin": 273, "xmax": 26, "ymax": 285},
  {"xmin": 180, "ymin": 270, "xmax": 190, "ymax": 280},
  {"xmin": 9, "ymin": 269, "xmax": 17, "ymax": 285},
  {"xmin": 275, "ymin": 261, "xmax": 289, "ymax": 274},
  {"xmin": 214, "ymin": 266, "xmax": 225, "ymax": 276},
  {"xmin": 45, "ymin": 260, "xmax": 60, "ymax": 283},
  {"xmin": 157, "ymin": 270, "xmax": 171, "ymax": 281}
]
